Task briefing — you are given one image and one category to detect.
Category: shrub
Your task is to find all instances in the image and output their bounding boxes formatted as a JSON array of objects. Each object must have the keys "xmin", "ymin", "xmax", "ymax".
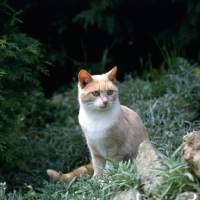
[
  {"xmin": 0, "ymin": 0, "xmax": 49, "ymax": 170},
  {"xmin": 0, "ymin": 57, "xmax": 199, "ymax": 199}
]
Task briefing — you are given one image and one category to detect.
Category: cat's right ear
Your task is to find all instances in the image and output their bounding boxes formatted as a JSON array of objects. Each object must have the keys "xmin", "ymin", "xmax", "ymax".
[
  {"xmin": 108, "ymin": 66, "xmax": 117, "ymax": 84},
  {"xmin": 78, "ymin": 70, "xmax": 93, "ymax": 89}
]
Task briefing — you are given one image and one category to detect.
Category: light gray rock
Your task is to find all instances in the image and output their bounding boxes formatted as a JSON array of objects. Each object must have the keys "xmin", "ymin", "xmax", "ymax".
[
  {"xmin": 181, "ymin": 131, "xmax": 200, "ymax": 179},
  {"xmin": 110, "ymin": 141, "xmax": 164, "ymax": 200},
  {"xmin": 110, "ymin": 189, "xmax": 142, "ymax": 200},
  {"xmin": 175, "ymin": 192, "xmax": 200, "ymax": 200},
  {"xmin": 136, "ymin": 140, "xmax": 166, "ymax": 191},
  {"xmin": 111, "ymin": 138, "xmax": 200, "ymax": 200}
]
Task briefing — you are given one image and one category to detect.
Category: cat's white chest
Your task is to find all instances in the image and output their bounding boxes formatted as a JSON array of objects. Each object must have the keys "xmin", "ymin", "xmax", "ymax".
[
  {"xmin": 87, "ymin": 130, "xmax": 108, "ymax": 158},
  {"xmin": 79, "ymin": 108, "xmax": 115, "ymax": 158}
]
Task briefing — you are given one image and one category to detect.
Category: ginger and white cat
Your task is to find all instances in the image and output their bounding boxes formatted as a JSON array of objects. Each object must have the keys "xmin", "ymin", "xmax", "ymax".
[{"xmin": 47, "ymin": 67, "xmax": 149, "ymax": 181}]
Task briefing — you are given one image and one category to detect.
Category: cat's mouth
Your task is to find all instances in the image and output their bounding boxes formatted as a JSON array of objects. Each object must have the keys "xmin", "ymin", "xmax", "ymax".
[{"xmin": 99, "ymin": 104, "xmax": 109, "ymax": 109}]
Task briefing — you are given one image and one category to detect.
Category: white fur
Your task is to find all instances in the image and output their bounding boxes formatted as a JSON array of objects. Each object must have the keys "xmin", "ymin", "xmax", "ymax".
[{"xmin": 79, "ymin": 100, "xmax": 120, "ymax": 158}]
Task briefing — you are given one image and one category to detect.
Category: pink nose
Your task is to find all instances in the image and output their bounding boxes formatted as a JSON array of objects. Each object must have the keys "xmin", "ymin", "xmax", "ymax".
[{"xmin": 103, "ymin": 100, "xmax": 108, "ymax": 105}]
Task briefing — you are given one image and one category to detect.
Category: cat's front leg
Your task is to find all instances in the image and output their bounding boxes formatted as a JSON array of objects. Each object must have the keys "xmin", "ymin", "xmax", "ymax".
[
  {"xmin": 92, "ymin": 154, "xmax": 106, "ymax": 176},
  {"xmin": 105, "ymin": 154, "xmax": 125, "ymax": 169}
]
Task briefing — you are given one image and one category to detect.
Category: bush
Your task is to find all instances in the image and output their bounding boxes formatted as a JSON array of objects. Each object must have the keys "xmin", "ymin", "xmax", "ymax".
[
  {"xmin": 0, "ymin": 0, "xmax": 49, "ymax": 170},
  {"xmin": 0, "ymin": 57, "xmax": 199, "ymax": 199},
  {"xmin": 1, "ymin": 1, "xmax": 200, "ymax": 199}
]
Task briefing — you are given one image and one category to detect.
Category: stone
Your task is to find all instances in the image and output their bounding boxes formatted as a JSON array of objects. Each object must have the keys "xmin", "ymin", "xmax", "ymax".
[
  {"xmin": 110, "ymin": 189, "xmax": 142, "ymax": 200},
  {"xmin": 175, "ymin": 192, "xmax": 200, "ymax": 200},
  {"xmin": 136, "ymin": 140, "xmax": 166, "ymax": 191},
  {"xmin": 110, "ymin": 141, "xmax": 165, "ymax": 199},
  {"xmin": 181, "ymin": 131, "xmax": 200, "ymax": 179}
]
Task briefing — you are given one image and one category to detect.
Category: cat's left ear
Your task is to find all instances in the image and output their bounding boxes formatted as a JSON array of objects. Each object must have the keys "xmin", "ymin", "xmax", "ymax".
[
  {"xmin": 108, "ymin": 66, "xmax": 117, "ymax": 84},
  {"xmin": 78, "ymin": 69, "xmax": 93, "ymax": 89}
]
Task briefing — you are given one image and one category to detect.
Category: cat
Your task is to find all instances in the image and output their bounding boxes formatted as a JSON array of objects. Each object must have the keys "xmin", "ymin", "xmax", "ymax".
[{"xmin": 47, "ymin": 67, "xmax": 149, "ymax": 181}]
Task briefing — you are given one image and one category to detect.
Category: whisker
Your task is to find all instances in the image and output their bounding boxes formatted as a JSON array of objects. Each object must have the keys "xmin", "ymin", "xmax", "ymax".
[{"xmin": 81, "ymin": 102, "xmax": 96, "ymax": 114}]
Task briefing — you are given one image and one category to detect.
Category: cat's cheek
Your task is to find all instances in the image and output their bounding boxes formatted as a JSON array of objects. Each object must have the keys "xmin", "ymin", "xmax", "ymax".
[
  {"xmin": 111, "ymin": 94, "xmax": 117, "ymax": 101},
  {"xmin": 94, "ymin": 99, "xmax": 102, "ymax": 108}
]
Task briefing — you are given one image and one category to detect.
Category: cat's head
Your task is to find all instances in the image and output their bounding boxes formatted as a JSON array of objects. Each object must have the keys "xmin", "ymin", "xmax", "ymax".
[{"xmin": 78, "ymin": 67, "xmax": 118, "ymax": 111}]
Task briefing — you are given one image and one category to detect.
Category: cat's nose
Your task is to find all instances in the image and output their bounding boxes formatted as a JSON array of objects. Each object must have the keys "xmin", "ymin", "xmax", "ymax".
[{"xmin": 103, "ymin": 100, "xmax": 108, "ymax": 105}]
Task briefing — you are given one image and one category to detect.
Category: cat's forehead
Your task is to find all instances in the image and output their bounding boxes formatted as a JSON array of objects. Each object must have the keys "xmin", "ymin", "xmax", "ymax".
[
  {"xmin": 81, "ymin": 74, "xmax": 117, "ymax": 92},
  {"xmin": 92, "ymin": 74, "xmax": 106, "ymax": 81}
]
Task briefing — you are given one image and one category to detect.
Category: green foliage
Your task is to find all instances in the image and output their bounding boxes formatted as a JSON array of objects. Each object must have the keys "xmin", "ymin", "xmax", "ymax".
[
  {"xmin": 73, "ymin": 0, "xmax": 121, "ymax": 35},
  {"xmin": 0, "ymin": 56, "xmax": 199, "ymax": 199},
  {"xmin": 0, "ymin": 160, "xmax": 140, "ymax": 200},
  {"xmin": 43, "ymin": 160, "xmax": 140, "ymax": 199},
  {"xmin": 0, "ymin": 0, "xmax": 200, "ymax": 199},
  {"xmin": 152, "ymin": 162, "xmax": 198, "ymax": 199},
  {"xmin": 67, "ymin": 42, "xmax": 116, "ymax": 74},
  {"xmin": 119, "ymin": 58, "xmax": 200, "ymax": 156},
  {"xmin": 103, "ymin": 159, "xmax": 140, "ymax": 192},
  {"xmin": 0, "ymin": 87, "xmax": 90, "ymax": 192},
  {"xmin": 73, "ymin": 0, "xmax": 200, "ymax": 57},
  {"xmin": 156, "ymin": 0, "xmax": 200, "ymax": 57},
  {"xmin": 0, "ymin": 0, "xmax": 49, "ymax": 169},
  {"xmin": 148, "ymin": 145, "xmax": 200, "ymax": 199}
]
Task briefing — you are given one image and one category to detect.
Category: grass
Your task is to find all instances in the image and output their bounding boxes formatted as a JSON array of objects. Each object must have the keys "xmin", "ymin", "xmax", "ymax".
[{"xmin": 0, "ymin": 57, "xmax": 200, "ymax": 199}]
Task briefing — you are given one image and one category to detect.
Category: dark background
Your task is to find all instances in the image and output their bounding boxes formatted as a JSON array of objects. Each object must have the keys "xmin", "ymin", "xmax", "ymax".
[{"xmin": 7, "ymin": 0, "xmax": 200, "ymax": 97}]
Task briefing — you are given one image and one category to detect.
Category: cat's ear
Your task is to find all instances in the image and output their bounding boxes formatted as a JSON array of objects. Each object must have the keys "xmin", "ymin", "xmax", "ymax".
[
  {"xmin": 78, "ymin": 70, "xmax": 93, "ymax": 89},
  {"xmin": 108, "ymin": 66, "xmax": 117, "ymax": 84}
]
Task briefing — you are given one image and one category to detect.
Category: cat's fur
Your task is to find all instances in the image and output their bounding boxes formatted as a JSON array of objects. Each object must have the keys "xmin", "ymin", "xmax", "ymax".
[{"xmin": 47, "ymin": 67, "xmax": 149, "ymax": 181}]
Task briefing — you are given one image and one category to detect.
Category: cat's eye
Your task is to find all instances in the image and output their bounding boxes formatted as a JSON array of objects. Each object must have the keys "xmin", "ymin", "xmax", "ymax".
[
  {"xmin": 107, "ymin": 90, "xmax": 113, "ymax": 95},
  {"xmin": 92, "ymin": 91, "xmax": 100, "ymax": 96}
]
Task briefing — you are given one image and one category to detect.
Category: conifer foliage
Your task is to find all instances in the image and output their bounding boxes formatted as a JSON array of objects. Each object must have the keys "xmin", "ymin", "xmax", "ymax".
[{"xmin": 0, "ymin": 0, "xmax": 49, "ymax": 168}]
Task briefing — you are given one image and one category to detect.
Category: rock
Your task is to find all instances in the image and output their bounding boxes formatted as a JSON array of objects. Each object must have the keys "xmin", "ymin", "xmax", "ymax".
[
  {"xmin": 110, "ymin": 189, "xmax": 142, "ymax": 200},
  {"xmin": 110, "ymin": 141, "xmax": 165, "ymax": 199},
  {"xmin": 136, "ymin": 140, "xmax": 166, "ymax": 191},
  {"xmin": 175, "ymin": 192, "xmax": 200, "ymax": 200},
  {"xmin": 181, "ymin": 131, "xmax": 200, "ymax": 179}
]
